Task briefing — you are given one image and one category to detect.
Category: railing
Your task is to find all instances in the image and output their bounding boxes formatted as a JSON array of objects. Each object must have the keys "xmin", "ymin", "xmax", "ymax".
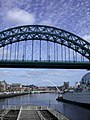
[
  {"xmin": 2, "ymin": 105, "xmax": 20, "ymax": 110},
  {"xmin": 1, "ymin": 105, "xmax": 70, "ymax": 120}
]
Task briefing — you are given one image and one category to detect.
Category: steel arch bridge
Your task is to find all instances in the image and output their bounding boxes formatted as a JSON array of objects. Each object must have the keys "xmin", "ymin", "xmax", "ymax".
[{"xmin": 0, "ymin": 25, "xmax": 90, "ymax": 69}]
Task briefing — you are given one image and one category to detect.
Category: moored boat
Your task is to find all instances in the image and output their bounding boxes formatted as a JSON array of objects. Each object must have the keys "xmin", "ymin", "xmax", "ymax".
[
  {"xmin": 56, "ymin": 72, "xmax": 90, "ymax": 108},
  {"xmin": 56, "ymin": 93, "xmax": 63, "ymax": 101}
]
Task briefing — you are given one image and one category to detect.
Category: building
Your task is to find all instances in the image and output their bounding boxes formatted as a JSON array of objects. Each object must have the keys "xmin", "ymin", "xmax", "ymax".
[
  {"xmin": 63, "ymin": 82, "xmax": 69, "ymax": 90},
  {"xmin": 10, "ymin": 83, "xmax": 22, "ymax": 92},
  {"xmin": 81, "ymin": 72, "xmax": 90, "ymax": 85},
  {"xmin": 0, "ymin": 80, "xmax": 7, "ymax": 92}
]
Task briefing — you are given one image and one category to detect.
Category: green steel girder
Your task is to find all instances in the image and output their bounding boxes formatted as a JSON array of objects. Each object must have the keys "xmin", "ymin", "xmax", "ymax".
[
  {"xmin": 0, "ymin": 25, "xmax": 90, "ymax": 60},
  {"xmin": 0, "ymin": 60, "xmax": 90, "ymax": 69}
]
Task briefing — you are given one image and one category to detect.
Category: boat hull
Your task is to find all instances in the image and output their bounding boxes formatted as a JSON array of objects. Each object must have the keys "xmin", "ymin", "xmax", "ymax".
[{"xmin": 56, "ymin": 97, "xmax": 90, "ymax": 109}]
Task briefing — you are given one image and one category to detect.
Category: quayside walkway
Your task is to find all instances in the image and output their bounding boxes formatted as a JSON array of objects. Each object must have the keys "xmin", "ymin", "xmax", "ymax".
[{"xmin": 0, "ymin": 105, "xmax": 69, "ymax": 120}]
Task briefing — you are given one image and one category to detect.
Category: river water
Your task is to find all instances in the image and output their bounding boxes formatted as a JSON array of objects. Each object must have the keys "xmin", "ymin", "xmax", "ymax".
[{"xmin": 0, "ymin": 93, "xmax": 90, "ymax": 120}]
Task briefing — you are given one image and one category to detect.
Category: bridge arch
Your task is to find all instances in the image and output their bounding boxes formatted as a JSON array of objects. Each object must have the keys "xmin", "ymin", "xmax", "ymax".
[
  {"xmin": 0, "ymin": 25, "xmax": 90, "ymax": 61},
  {"xmin": 36, "ymin": 80, "xmax": 61, "ymax": 93}
]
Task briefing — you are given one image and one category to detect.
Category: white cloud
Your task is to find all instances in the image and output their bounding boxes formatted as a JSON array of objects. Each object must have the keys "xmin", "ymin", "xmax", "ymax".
[
  {"xmin": 83, "ymin": 35, "xmax": 90, "ymax": 43},
  {"xmin": 6, "ymin": 8, "xmax": 35, "ymax": 25}
]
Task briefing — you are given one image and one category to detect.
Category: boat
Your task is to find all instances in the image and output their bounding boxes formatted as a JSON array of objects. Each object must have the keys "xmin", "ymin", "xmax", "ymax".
[
  {"xmin": 56, "ymin": 93, "xmax": 63, "ymax": 101},
  {"xmin": 56, "ymin": 72, "xmax": 90, "ymax": 108}
]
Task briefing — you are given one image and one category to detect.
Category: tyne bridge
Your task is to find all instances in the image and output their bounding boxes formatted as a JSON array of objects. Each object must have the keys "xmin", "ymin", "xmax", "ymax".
[{"xmin": 0, "ymin": 25, "xmax": 90, "ymax": 69}]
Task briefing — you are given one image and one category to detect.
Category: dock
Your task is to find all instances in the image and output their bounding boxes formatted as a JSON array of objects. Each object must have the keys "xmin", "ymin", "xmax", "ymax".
[{"xmin": 0, "ymin": 105, "xmax": 69, "ymax": 120}]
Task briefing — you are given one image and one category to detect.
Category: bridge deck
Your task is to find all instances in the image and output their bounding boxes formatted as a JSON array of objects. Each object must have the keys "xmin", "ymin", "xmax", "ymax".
[{"xmin": 0, "ymin": 60, "xmax": 90, "ymax": 69}]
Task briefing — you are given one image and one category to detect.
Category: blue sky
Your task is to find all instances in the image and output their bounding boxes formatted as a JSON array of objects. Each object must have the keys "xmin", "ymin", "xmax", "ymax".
[
  {"xmin": 0, "ymin": 68, "xmax": 87, "ymax": 86},
  {"xmin": 0, "ymin": 0, "xmax": 90, "ymax": 86}
]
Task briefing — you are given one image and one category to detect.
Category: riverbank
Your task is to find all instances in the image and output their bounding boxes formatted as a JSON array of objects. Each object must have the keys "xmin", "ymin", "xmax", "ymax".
[
  {"xmin": 31, "ymin": 90, "xmax": 57, "ymax": 94},
  {"xmin": 0, "ymin": 92, "xmax": 29, "ymax": 99},
  {"xmin": 0, "ymin": 91, "xmax": 56, "ymax": 99}
]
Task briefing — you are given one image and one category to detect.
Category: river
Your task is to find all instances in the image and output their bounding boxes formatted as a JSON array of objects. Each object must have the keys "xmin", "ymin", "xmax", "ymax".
[{"xmin": 0, "ymin": 93, "xmax": 90, "ymax": 120}]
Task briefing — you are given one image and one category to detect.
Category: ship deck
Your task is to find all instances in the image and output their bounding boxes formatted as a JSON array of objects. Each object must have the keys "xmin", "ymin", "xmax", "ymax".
[{"xmin": 0, "ymin": 105, "xmax": 69, "ymax": 120}]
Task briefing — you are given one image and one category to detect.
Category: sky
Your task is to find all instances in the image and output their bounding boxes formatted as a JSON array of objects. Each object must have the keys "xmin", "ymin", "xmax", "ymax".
[{"xmin": 0, "ymin": 0, "xmax": 90, "ymax": 86}]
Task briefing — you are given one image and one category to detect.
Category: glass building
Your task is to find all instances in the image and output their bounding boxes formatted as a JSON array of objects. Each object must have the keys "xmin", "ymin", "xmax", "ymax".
[{"xmin": 81, "ymin": 72, "xmax": 90, "ymax": 85}]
